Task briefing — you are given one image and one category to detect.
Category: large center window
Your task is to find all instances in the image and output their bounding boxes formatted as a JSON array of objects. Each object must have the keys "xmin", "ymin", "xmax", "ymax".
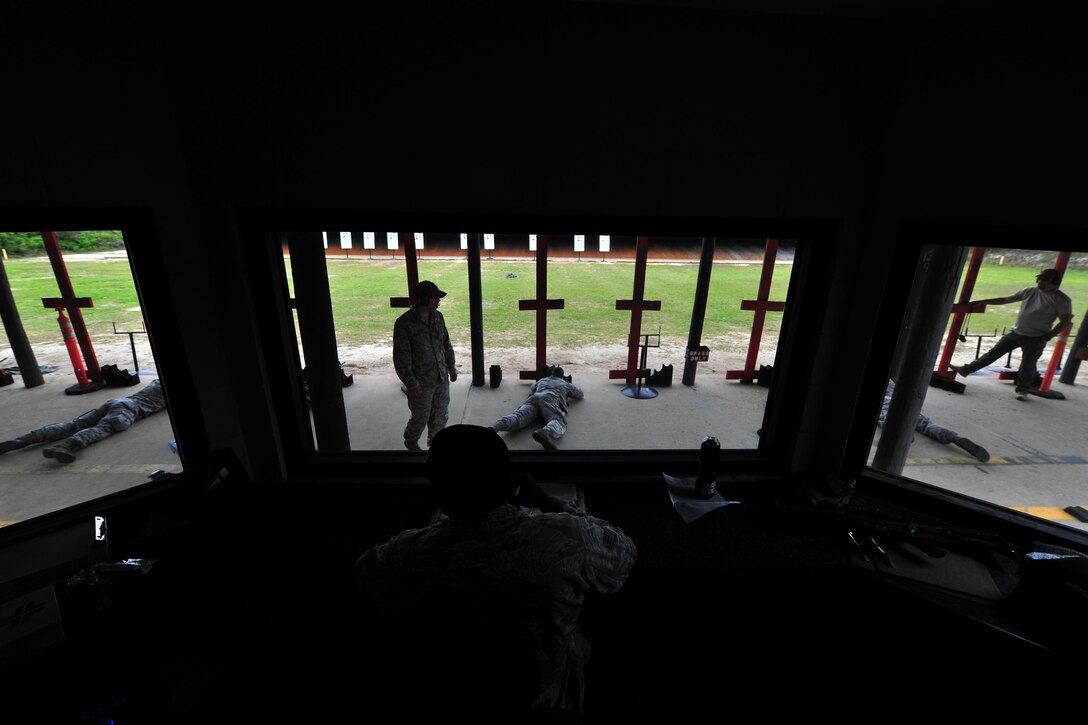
[{"xmin": 257, "ymin": 223, "xmax": 805, "ymax": 459}]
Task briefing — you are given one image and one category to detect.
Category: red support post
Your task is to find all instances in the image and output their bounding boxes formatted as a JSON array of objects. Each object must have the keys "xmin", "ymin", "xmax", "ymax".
[
  {"xmin": 389, "ymin": 232, "xmax": 422, "ymax": 309},
  {"xmin": 609, "ymin": 236, "xmax": 661, "ymax": 384},
  {"xmin": 1038, "ymin": 251, "xmax": 1072, "ymax": 393},
  {"xmin": 518, "ymin": 236, "xmax": 564, "ymax": 380},
  {"xmin": 40, "ymin": 231, "xmax": 100, "ymax": 379},
  {"xmin": 936, "ymin": 246, "xmax": 986, "ymax": 378},
  {"xmin": 726, "ymin": 239, "xmax": 783, "ymax": 383}
]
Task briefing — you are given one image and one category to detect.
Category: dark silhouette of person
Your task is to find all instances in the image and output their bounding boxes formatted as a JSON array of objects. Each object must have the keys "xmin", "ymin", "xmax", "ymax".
[
  {"xmin": 356, "ymin": 424, "xmax": 637, "ymax": 718},
  {"xmin": 0, "ymin": 379, "xmax": 165, "ymax": 463}
]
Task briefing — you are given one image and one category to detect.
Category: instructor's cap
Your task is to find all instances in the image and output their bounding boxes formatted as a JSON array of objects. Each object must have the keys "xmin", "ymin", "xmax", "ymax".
[{"xmin": 416, "ymin": 280, "xmax": 447, "ymax": 299}]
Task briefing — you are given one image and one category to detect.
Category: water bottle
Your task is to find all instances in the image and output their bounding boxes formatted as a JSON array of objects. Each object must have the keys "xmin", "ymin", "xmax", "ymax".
[{"xmin": 696, "ymin": 435, "xmax": 719, "ymax": 498}]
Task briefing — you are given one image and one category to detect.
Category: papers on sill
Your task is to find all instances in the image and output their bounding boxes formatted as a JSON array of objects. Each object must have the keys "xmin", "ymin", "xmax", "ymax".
[
  {"xmin": 663, "ymin": 472, "xmax": 740, "ymax": 524},
  {"xmin": 525, "ymin": 482, "xmax": 584, "ymax": 516}
]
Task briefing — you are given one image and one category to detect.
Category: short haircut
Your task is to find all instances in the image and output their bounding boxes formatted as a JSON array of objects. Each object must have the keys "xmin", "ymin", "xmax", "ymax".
[{"xmin": 427, "ymin": 424, "xmax": 511, "ymax": 516}]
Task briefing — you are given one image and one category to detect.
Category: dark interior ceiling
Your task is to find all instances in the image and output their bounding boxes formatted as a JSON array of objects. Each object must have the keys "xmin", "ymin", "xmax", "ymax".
[{"xmin": 580, "ymin": 0, "xmax": 1025, "ymax": 18}]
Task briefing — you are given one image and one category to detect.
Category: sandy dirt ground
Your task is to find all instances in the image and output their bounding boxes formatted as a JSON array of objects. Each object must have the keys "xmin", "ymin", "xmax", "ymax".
[{"xmin": 336, "ymin": 334, "xmax": 760, "ymax": 380}]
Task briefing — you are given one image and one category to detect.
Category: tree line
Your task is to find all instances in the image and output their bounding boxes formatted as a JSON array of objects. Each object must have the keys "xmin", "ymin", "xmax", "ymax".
[{"xmin": 0, "ymin": 231, "xmax": 125, "ymax": 257}]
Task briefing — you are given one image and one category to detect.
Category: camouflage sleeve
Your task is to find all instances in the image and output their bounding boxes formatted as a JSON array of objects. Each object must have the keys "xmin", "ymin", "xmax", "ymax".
[
  {"xmin": 570, "ymin": 513, "xmax": 637, "ymax": 594},
  {"xmin": 440, "ymin": 311, "xmax": 456, "ymax": 374},
  {"xmin": 392, "ymin": 315, "xmax": 418, "ymax": 389},
  {"xmin": 356, "ymin": 537, "xmax": 402, "ymax": 615},
  {"xmin": 355, "ymin": 543, "xmax": 391, "ymax": 616},
  {"xmin": 131, "ymin": 380, "xmax": 166, "ymax": 417}
]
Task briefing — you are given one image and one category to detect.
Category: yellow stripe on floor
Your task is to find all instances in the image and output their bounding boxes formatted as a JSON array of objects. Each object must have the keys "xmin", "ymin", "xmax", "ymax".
[
  {"xmin": 906, "ymin": 455, "xmax": 1088, "ymax": 466},
  {"xmin": 1008, "ymin": 506, "xmax": 1084, "ymax": 521}
]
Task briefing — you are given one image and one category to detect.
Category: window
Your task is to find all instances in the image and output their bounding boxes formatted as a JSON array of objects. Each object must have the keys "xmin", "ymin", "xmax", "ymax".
[
  {"xmin": 865, "ymin": 238, "xmax": 1088, "ymax": 533},
  {"xmin": 244, "ymin": 213, "xmax": 819, "ymax": 472},
  {"xmin": 0, "ymin": 227, "xmax": 179, "ymax": 529}
]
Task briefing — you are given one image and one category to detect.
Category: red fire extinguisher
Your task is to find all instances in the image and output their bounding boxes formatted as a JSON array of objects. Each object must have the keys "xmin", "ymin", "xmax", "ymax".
[{"xmin": 56, "ymin": 308, "xmax": 90, "ymax": 388}]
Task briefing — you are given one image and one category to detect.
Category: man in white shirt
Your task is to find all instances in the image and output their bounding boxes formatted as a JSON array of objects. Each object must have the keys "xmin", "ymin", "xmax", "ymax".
[{"xmin": 952, "ymin": 268, "xmax": 1074, "ymax": 400}]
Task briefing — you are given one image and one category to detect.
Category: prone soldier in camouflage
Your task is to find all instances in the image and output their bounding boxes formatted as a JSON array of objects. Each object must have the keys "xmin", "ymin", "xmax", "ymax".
[
  {"xmin": 879, "ymin": 379, "xmax": 989, "ymax": 462},
  {"xmin": 489, "ymin": 364, "xmax": 584, "ymax": 450},
  {"xmin": 0, "ymin": 379, "xmax": 166, "ymax": 464}
]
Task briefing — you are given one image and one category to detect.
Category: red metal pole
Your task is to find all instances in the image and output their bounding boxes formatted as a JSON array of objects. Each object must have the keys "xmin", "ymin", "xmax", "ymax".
[
  {"xmin": 404, "ymin": 232, "xmax": 420, "ymax": 295},
  {"xmin": 518, "ymin": 235, "xmax": 564, "ymax": 381},
  {"xmin": 936, "ymin": 246, "xmax": 986, "ymax": 377},
  {"xmin": 1038, "ymin": 251, "xmax": 1072, "ymax": 393},
  {"xmin": 1039, "ymin": 334, "xmax": 1068, "ymax": 393},
  {"xmin": 1054, "ymin": 250, "xmax": 1071, "ymax": 275},
  {"xmin": 739, "ymin": 239, "xmax": 778, "ymax": 382},
  {"xmin": 40, "ymin": 231, "xmax": 100, "ymax": 379}
]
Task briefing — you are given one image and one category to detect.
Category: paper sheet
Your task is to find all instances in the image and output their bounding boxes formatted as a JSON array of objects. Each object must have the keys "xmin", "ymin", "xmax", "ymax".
[
  {"xmin": 663, "ymin": 472, "xmax": 740, "ymax": 523},
  {"xmin": 525, "ymin": 482, "xmax": 583, "ymax": 515}
]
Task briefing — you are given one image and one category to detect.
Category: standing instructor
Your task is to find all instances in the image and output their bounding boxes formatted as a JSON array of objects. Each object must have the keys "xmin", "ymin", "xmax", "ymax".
[{"xmin": 393, "ymin": 280, "xmax": 458, "ymax": 450}]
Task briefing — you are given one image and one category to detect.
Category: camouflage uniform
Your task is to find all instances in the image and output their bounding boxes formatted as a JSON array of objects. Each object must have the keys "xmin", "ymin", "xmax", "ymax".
[
  {"xmin": 0, "ymin": 379, "xmax": 165, "ymax": 459},
  {"xmin": 492, "ymin": 375, "xmax": 584, "ymax": 443},
  {"xmin": 879, "ymin": 379, "xmax": 957, "ymax": 444},
  {"xmin": 393, "ymin": 306, "xmax": 455, "ymax": 448},
  {"xmin": 356, "ymin": 502, "xmax": 637, "ymax": 715},
  {"xmin": 879, "ymin": 379, "xmax": 989, "ymax": 461}
]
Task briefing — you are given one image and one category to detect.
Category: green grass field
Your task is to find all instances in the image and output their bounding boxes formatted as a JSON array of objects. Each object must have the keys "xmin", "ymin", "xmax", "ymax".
[
  {"xmin": 318, "ymin": 259, "xmax": 793, "ymax": 349},
  {"xmin": 1, "ymin": 254, "xmax": 1084, "ymax": 355}
]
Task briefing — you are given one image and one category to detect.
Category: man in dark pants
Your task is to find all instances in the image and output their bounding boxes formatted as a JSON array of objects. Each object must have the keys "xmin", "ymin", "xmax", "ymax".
[
  {"xmin": 952, "ymin": 268, "xmax": 1074, "ymax": 400},
  {"xmin": 392, "ymin": 280, "xmax": 458, "ymax": 451},
  {"xmin": 0, "ymin": 379, "xmax": 165, "ymax": 463},
  {"xmin": 356, "ymin": 424, "xmax": 637, "ymax": 717}
]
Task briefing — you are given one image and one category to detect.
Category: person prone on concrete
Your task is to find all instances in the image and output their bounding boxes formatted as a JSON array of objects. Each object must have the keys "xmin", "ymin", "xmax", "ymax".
[
  {"xmin": 0, "ymin": 379, "xmax": 166, "ymax": 464},
  {"xmin": 489, "ymin": 364, "xmax": 583, "ymax": 451},
  {"xmin": 879, "ymin": 379, "xmax": 989, "ymax": 462}
]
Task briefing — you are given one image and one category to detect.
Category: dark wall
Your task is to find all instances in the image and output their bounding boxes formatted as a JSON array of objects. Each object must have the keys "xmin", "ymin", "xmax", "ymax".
[
  {"xmin": 5, "ymin": 5, "xmax": 1088, "ymax": 718},
  {"xmin": 3, "ymin": 1, "xmax": 1084, "ymax": 482}
]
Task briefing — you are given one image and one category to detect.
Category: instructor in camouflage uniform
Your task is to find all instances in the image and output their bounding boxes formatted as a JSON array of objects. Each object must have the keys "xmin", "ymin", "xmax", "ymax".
[{"xmin": 393, "ymin": 280, "xmax": 458, "ymax": 451}]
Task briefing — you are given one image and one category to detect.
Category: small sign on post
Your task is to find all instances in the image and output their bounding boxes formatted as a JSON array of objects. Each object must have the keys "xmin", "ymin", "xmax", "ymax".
[{"xmin": 686, "ymin": 346, "xmax": 710, "ymax": 362}]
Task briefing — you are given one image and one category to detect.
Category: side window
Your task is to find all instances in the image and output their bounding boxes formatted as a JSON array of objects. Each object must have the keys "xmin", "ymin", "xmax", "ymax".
[
  {"xmin": 868, "ymin": 243, "xmax": 1086, "ymax": 532},
  {"xmin": 0, "ymin": 230, "xmax": 178, "ymax": 528}
]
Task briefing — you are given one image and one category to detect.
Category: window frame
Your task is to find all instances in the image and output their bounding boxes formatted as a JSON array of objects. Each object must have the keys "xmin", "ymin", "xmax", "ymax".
[
  {"xmin": 846, "ymin": 221, "xmax": 1088, "ymax": 546},
  {"xmin": 0, "ymin": 206, "xmax": 202, "ymax": 545},
  {"xmin": 238, "ymin": 209, "xmax": 837, "ymax": 484}
]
